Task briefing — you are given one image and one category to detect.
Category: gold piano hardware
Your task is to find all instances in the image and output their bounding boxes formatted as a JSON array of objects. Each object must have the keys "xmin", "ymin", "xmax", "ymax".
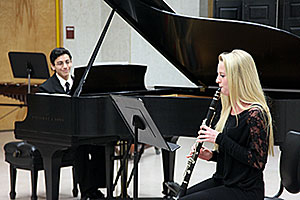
[{"xmin": 161, "ymin": 94, "xmax": 213, "ymax": 98}]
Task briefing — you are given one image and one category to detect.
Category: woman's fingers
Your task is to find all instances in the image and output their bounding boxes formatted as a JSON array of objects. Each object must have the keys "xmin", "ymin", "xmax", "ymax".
[
  {"xmin": 186, "ymin": 143, "xmax": 196, "ymax": 158},
  {"xmin": 199, "ymin": 124, "xmax": 210, "ymax": 131},
  {"xmin": 186, "ymin": 146, "xmax": 204, "ymax": 158},
  {"xmin": 197, "ymin": 134, "xmax": 210, "ymax": 139}
]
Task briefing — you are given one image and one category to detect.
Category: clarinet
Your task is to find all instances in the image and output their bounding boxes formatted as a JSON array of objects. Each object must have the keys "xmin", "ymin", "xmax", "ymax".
[{"xmin": 174, "ymin": 87, "xmax": 221, "ymax": 199}]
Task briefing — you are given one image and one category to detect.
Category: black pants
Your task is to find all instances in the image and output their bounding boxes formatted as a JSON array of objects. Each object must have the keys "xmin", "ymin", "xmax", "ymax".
[
  {"xmin": 180, "ymin": 178, "xmax": 264, "ymax": 200},
  {"xmin": 75, "ymin": 145, "xmax": 106, "ymax": 195}
]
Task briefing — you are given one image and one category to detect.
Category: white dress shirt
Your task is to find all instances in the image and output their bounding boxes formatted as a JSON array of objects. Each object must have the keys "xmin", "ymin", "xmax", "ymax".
[{"xmin": 56, "ymin": 73, "xmax": 73, "ymax": 93}]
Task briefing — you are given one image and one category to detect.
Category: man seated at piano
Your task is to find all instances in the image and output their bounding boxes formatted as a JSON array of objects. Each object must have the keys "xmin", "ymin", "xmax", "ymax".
[
  {"xmin": 39, "ymin": 47, "xmax": 106, "ymax": 199},
  {"xmin": 183, "ymin": 49, "xmax": 274, "ymax": 200}
]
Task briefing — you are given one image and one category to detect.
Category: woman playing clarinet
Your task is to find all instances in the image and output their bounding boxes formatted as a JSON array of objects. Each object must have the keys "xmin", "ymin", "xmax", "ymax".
[{"xmin": 181, "ymin": 49, "xmax": 274, "ymax": 200}]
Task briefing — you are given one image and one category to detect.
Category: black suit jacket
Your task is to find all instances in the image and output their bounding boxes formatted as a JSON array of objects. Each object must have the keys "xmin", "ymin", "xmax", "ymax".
[{"xmin": 38, "ymin": 74, "xmax": 67, "ymax": 94}]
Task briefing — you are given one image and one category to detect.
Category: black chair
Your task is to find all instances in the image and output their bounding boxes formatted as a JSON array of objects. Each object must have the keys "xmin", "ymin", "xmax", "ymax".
[
  {"xmin": 4, "ymin": 141, "xmax": 78, "ymax": 200},
  {"xmin": 264, "ymin": 130, "xmax": 300, "ymax": 200}
]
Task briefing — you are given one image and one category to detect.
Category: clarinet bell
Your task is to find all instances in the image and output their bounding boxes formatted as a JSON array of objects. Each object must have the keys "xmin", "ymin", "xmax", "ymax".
[{"xmin": 165, "ymin": 181, "xmax": 181, "ymax": 197}]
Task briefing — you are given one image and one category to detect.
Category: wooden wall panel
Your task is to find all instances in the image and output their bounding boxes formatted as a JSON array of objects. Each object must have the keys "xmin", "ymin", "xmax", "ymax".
[
  {"xmin": 0, "ymin": 96, "xmax": 27, "ymax": 131},
  {"xmin": 0, "ymin": 0, "xmax": 58, "ymax": 84},
  {"xmin": 0, "ymin": 0, "xmax": 61, "ymax": 130}
]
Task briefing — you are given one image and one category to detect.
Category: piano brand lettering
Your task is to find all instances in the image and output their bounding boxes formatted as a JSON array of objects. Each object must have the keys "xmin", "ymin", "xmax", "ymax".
[{"xmin": 31, "ymin": 115, "xmax": 64, "ymax": 122}]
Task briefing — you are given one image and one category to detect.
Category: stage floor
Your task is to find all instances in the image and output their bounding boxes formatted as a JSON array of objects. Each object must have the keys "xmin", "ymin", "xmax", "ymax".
[{"xmin": 0, "ymin": 131, "xmax": 299, "ymax": 199}]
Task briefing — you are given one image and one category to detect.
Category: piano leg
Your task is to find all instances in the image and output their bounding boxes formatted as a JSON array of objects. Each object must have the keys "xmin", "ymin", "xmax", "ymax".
[
  {"xmin": 161, "ymin": 136, "xmax": 179, "ymax": 196},
  {"xmin": 121, "ymin": 141, "xmax": 129, "ymax": 198},
  {"xmin": 105, "ymin": 142, "xmax": 115, "ymax": 198},
  {"xmin": 31, "ymin": 142, "xmax": 64, "ymax": 200}
]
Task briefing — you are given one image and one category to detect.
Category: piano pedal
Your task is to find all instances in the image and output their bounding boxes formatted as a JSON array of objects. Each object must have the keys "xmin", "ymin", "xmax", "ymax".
[{"xmin": 114, "ymin": 145, "xmax": 120, "ymax": 156}]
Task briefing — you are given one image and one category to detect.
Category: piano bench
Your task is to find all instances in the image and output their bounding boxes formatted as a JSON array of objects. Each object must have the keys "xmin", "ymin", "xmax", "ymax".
[{"xmin": 4, "ymin": 141, "xmax": 78, "ymax": 200}]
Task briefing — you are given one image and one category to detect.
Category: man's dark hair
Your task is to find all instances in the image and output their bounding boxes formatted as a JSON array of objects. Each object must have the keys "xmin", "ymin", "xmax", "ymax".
[{"xmin": 50, "ymin": 47, "xmax": 72, "ymax": 66}]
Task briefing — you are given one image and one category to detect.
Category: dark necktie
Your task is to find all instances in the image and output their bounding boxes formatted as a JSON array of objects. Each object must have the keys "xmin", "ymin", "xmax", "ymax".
[{"xmin": 65, "ymin": 82, "xmax": 70, "ymax": 94}]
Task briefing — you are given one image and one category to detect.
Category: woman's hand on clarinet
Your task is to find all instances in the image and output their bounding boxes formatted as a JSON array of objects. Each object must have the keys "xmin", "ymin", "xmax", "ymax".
[
  {"xmin": 187, "ymin": 144, "xmax": 213, "ymax": 161},
  {"xmin": 197, "ymin": 125, "xmax": 220, "ymax": 144}
]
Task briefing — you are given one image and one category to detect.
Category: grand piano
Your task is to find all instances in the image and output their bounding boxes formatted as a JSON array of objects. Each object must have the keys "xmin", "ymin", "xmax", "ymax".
[{"xmin": 14, "ymin": 0, "xmax": 300, "ymax": 199}]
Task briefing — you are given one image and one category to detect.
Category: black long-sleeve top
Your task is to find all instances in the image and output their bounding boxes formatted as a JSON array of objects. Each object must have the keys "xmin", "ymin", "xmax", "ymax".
[{"xmin": 210, "ymin": 107, "xmax": 269, "ymax": 191}]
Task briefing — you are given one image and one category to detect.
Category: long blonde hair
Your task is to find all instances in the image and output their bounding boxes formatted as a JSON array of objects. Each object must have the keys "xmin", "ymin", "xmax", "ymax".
[{"xmin": 215, "ymin": 49, "xmax": 274, "ymax": 154}]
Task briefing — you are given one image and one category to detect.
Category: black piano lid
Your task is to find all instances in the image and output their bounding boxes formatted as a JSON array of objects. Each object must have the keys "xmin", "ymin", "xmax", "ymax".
[
  {"xmin": 71, "ymin": 64, "xmax": 147, "ymax": 94},
  {"xmin": 103, "ymin": 0, "xmax": 300, "ymax": 90}
]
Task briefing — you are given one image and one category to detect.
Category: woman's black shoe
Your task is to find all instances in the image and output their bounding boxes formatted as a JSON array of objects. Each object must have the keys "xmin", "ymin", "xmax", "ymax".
[{"xmin": 81, "ymin": 189, "xmax": 105, "ymax": 200}]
